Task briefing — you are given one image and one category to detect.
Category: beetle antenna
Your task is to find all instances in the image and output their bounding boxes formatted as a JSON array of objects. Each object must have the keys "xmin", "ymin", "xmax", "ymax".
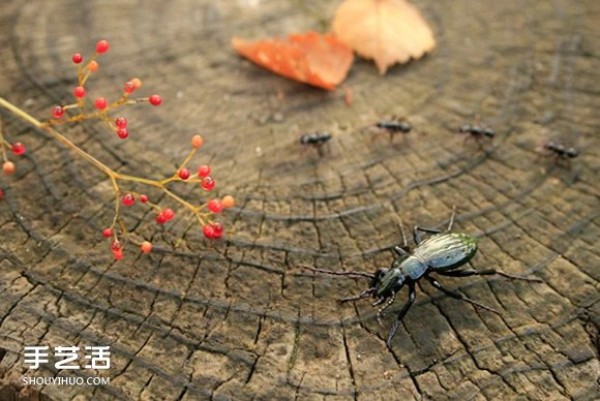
[
  {"xmin": 394, "ymin": 214, "xmax": 409, "ymax": 248},
  {"xmin": 496, "ymin": 271, "xmax": 543, "ymax": 282},
  {"xmin": 301, "ymin": 266, "xmax": 375, "ymax": 280},
  {"xmin": 447, "ymin": 205, "xmax": 457, "ymax": 232}
]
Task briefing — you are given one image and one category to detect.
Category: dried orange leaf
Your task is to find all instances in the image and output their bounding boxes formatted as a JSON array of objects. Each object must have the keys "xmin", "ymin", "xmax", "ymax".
[
  {"xmin": 232, "ymin": 32, "xmax": 354, "ymax": 90},
  {"xmin": 332, "ymin": 0, "xmax": 435, "ymax": 74}
]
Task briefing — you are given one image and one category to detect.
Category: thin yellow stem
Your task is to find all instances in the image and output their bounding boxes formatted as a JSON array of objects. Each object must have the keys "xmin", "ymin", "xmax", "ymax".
[
  {"xmin": 178, "ymin": 148, "xmax": 198, "ymax": 170},
  {"xmin": 0, "ymin": 96, "xmax": 213, "ymax": 232},
  {"xmin": 110, "ymin": 176, "xmax": 120, "ymax": 229},
  {"xmin": 0, "ymin": 123, "xmax": 8, "ymax": 162},
  {"xmin": 0, "ymin": 97, "xmax": 115, "ymax": 176}
]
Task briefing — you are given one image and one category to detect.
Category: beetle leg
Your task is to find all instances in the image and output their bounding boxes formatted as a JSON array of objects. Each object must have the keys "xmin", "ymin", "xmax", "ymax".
[
  {"xmin": 426, "ymin": 276, "xmax": 501, "ymax": 315},
  {"xmin": 392, "ymin": 246, "xmax": 410, "ymax": 258},
  {"xmin": 386, "ymin": 282, "xmax": 416, "ymax": 348},
  {"xmin": 413, "ymin": 225, "xmax": 441, "ymax": 245},
  {"xmin": 339, "ymin": 288, "xmax": 376, "ymax": 303},
  {"xmin": 414, "ymin": 206, "xmax": 457, "ymax": 244},
  {"xmin": 376, "ymin": 292, "xmax": 397, "ymax": 326},
  {"xmin": 438, "ymin": 268, "xmax": 541, "ymax": 282},
  {"xmin": 400, "ymin": 220, "xmax": 408, "ymax": 247},
  {"xmin": 437, "ymin": 268, "xmax": 492, "ymax": 277}
]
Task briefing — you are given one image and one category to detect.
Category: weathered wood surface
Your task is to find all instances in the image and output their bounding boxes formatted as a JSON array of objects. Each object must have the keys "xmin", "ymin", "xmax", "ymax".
[{"xmin": 0, "ymin": 0, "xmax": 599, "ymax": 400}]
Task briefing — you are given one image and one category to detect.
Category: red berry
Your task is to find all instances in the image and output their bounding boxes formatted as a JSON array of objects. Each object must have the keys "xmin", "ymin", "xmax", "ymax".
[
  {"xmin": 197, "ymin": 165, "xmax": 211, "ymax": 178},
  {"xmin": 96, "ymin": 40, "xmax": 110, "ymax": 54},
  {"xmin": 139, "ymin": 194, "xmax": 149, "ymax": 203},
  {"xmin": 203, "ymin": 224, "xmax": 215, "ymax": 239},
  {"xmin": 211, "ymin": 222, "xmax": 223, "ymax": 239},
  {"xmin": 207, "ymin": 199, "xmax": 223, "ymax": 213},
  {"xmin": 122, "ymin": 193, "xmax": 135, "ymax": 206},
  {"xmin": 191, "ymin": 135, "xmax": 204, "ymax": 149},
  {"xmin": 72, "ymin": 53, "xmax": 83, "ymax": 64},
  {"xmin": 94, "ymin": 97, "xmax": 108, "ymax": 110},
  {"xmin": 3, "ymin": 161, "xmax": 15, "ymax": 175},
  {"xmin": 102, "ymin": 228, "xmax": 113, "ymax": 238},
  {"xmin": 52, "ymin": 106, "xmax": 65, "ymax": 119},
  {"xmin": 124, "ymin": 81, "xmax": 136, "ymax": 94},
  {"xmin": 11, "ymin": 143, "xmax": 26, "ymax": 156},
  {"xmin": 155, "ymin": 213, "xmax": 167, "ymax": 224},
  {"xmin": 0, "ymin": 188, "xmax": 4, "ymax": 201},
  {"xmin": 201, "ymin": 176, "xmax": 215, "ymax": 191},
  {"xmin": 116, "ymin": 127, "xmax": 129, "ymax": 139},
  {"xmin": 162, "ymin": 208, "xmax": 175, "ymax": 221},
  {"xmin": 73, "ymin": 86, "xmax": 86, "ymax": 98},
  {"xmin": 115, "ymin": 117, "xmax": 128, "ymax": 128},
  {"xmin": 148, "ymin": 95, "xmax": 162, "ymax": 106},
  {"xmin": 140, "ymin": 241, "xmax": 153, "ymax": 254},
  {"xmin": 131, "ymin": 78, "xmax": 142, "ymax": 89},
  {"xmin": 112, "ymin": 248, "xmax": 124, "ymax": 260},
  {"xmin": 111, "ymin": 239, "xmax": 122, "ymax": 251},
  {"xmin": 178, "ymin": 168, "xmax": 190, "ymax": 180}
]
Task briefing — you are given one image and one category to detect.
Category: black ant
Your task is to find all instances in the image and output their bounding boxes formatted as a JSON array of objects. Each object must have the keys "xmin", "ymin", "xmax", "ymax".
[
  {"xmin": 299, "ymin": 132, "xmax": 332, "ymax": 157},
  {"xmin": 542, "ymin": 141, "xmax": 579, "ymax": 167},
  {"xmin": 374, "ymin": 116, "xmax": 412, "ymax": 142},
  {"xmin": 458, "ymin": 119, "xmax": 495, "ymax": 148}
]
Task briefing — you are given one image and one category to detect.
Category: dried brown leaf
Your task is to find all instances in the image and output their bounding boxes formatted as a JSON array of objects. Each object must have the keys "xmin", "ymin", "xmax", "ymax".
[
  {"xmin": 332, "ymin": 0, "xmax": 435, "ymax": 74},
  {"xmin": 232, "ymin": 32, "xmax": 354, "ymax": 90}
]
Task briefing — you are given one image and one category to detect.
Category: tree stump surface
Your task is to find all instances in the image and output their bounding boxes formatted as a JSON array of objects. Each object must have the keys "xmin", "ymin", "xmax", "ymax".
[{"xmin": 0, "ymin": 1, "xmax": 598, "ymax": 400}]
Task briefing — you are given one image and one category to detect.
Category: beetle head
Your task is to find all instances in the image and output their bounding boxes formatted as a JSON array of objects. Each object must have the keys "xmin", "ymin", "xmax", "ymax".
[
  {"xmin": 369, "ymin": 268, "xmax": 388, "ymax": 288},
  {"xmin": 375, "ymin": 268, "xmax": 406, "ymax": 298}
]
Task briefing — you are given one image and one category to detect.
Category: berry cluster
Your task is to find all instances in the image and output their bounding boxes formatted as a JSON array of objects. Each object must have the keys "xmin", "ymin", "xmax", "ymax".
[
  {"xmin": 48, "ymin": 39, "xmax": 162, "ymax": 140},
  {"xmin": 0, "ymin": 40, "xmax": 236, "ymax": 260},
  {"xmin": 97, "ymin": 132, "xmax": 236, "ymax": 259},
  {"xmin": 0, "ymin": 118, "xmax": 26, "ymax": 180}
]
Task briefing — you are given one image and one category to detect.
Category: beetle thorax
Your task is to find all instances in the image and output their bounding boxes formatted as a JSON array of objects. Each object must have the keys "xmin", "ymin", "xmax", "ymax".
[{"xmin": 398, "ymin": 255, "xmax": 428, "ymax": 280}]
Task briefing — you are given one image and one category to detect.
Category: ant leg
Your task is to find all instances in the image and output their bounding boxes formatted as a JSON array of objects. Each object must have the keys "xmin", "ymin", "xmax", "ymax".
[
  {"xmin": 386, "ymin": 282, "xmax": 416, "ymax": 348},
  {"xmin": 559, "ymin": 157, "xmax": 572, "ymax": 169},
  {"xmin": 339, "ymin": 288, "xmax": 376, "ymax": 303},
  {"xmin": 316, "ymin": 144, "xmax": 324, "ymax": 157},
  {"xmin": 376, "ymin": 292, "xmax": 397, "ymax": 326},
  {"xmin": 438, "ymin": 268, "xmax": 541, "ymax": 282},
  {"xmin": 426, "ymin": 276, "xmax": 501, "ymax": 315}
]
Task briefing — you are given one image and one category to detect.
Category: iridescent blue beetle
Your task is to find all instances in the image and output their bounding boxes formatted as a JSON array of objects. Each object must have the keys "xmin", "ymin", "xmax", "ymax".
[{"xmin": 307, "ymin": 210, "xmax": 540, "ymax": 347}]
